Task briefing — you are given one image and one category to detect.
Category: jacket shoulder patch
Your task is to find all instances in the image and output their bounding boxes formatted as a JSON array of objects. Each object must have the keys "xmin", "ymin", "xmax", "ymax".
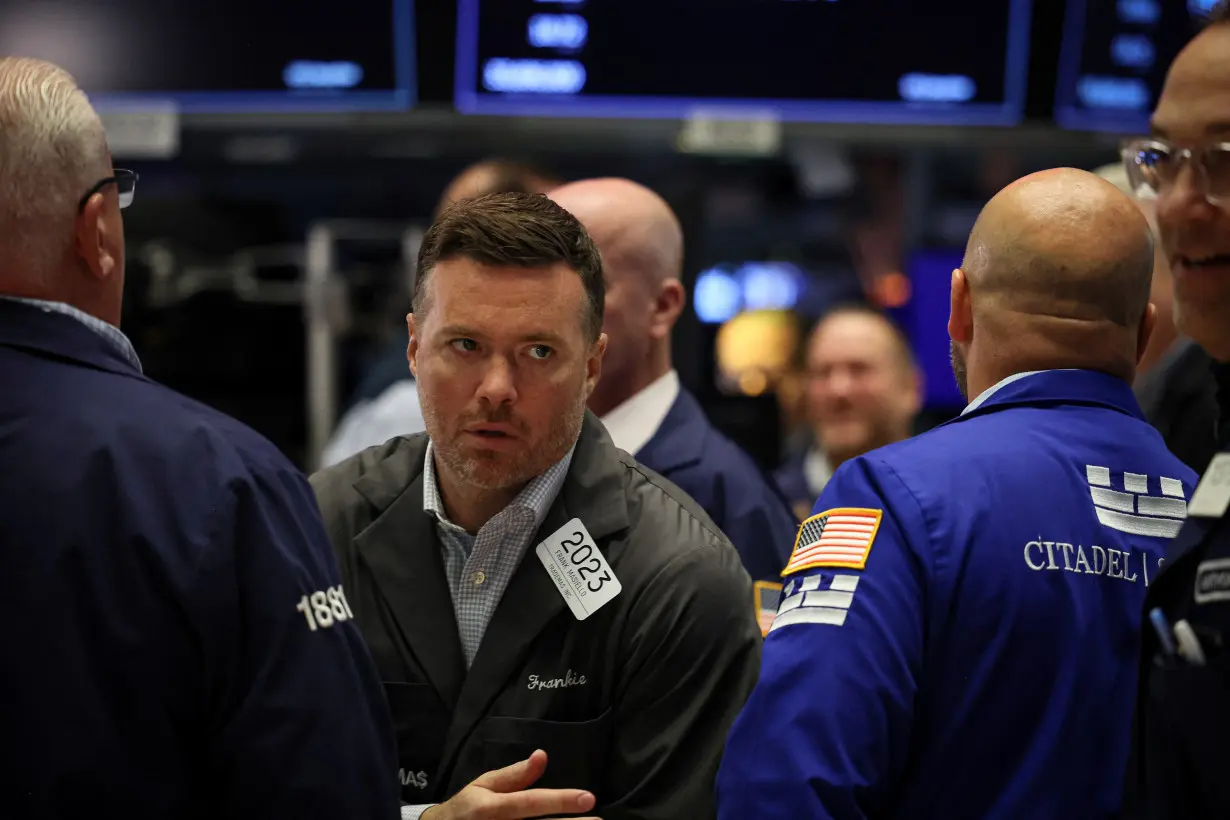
[{"xmin": 783, "ymin": 507, "xmax": 882, "ymax": 576}]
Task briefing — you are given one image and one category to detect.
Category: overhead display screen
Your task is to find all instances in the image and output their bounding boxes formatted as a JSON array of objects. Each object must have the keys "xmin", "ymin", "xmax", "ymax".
[
  {"xmin": 455, "ymin": 0, "xmax": 1034, "ymax": 126},
  {"xmin": 1054, "ymin": 0, "xmax": 1213, "ymax": 132},
  {"xmin": 0, "ymin": 0, "xmax": 415, "ymax": 112}
]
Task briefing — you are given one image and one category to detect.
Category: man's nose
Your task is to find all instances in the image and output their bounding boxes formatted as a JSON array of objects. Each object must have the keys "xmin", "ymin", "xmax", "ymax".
[
  {"xmin": 476, "ymin": 356, "xmax": 518, "ymax": 406},
  {"xmin": 828, "ymin": 370, "xmax": 856, "ymax": 397}
]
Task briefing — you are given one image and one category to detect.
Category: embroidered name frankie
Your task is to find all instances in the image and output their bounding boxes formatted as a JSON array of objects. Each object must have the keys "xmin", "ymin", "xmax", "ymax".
[{"xmin": 527, "ymin": 670, "xmax": 587, "ymax": 690}]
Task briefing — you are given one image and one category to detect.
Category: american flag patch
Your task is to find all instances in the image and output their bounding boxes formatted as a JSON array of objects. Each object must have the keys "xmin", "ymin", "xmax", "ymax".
[
  {"xmin": 783, "ymin": 507, "xmax": 882, "ymax": 576},
  {"xmin": 753, "ymin": 581, "xmax": 783, "ymax": 636}
]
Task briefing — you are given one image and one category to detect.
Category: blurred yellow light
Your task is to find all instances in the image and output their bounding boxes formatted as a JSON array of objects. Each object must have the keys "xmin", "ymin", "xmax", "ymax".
[
  {"xmin": 715, "ymin": 309, "xmax": 800, "ymax": 388},
  {"xmin": 738, "ymin": 370, "xmax": 769, "ymax": 396}
]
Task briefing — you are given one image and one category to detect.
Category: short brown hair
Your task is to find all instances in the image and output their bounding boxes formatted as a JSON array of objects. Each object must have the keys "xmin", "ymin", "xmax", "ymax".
[
  {"xmin": 414, "ymin": 192, "xmax": 605, "ymax": 340},
  {"xmin": 1208, "ymin": 0, "xmax": 1230, "ymax": 24}
]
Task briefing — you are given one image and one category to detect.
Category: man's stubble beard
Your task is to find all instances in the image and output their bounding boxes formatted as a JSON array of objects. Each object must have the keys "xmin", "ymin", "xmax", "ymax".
[
  {"xmin": 423, "ymin": 388, "xmax": 588, "ymax": 491},
  {"xmin": 950, "ymin": 340, "xmax": 969, "ymax": 403},
  {"xmin": 822, "ymin": 414, "xmax": 906, "ymax": 467}
]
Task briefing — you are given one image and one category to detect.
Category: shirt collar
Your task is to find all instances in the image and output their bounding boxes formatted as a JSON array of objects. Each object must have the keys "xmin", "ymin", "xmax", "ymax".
[
  {"xmin": 599, "ymin": 369, "xmax": 681, "ymax": 456},
  {"xmin": 0, "ymin": 295, "xmax": 142, "ymax": 373},
  {"xmin": 803, "ymin": 446, "xmax": 833, "ymax": 496},
  {"xmin": 961, "ymin": 370, "xmax": 1048, "ymax": 415},
  {"xmin": 952, "ymin": 368, "xmax": 1143, "ymax": 424},
  {"xmin": 422, "ymin": 438, "xmax": 576, "ymax": 534}
]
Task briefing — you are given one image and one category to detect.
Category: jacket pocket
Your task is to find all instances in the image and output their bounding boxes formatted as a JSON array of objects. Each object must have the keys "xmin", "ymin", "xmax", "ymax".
[
  {"xmin": 479, "ymin": 708, "xmax": 613, "ymax": 793},
  {"xmin": 1144, "ymin": 654, "xmax": 1230, "ymax": 817},
  {"xmin": 383, "ymin": 682, "xmax": 450, "ymax": 801}
]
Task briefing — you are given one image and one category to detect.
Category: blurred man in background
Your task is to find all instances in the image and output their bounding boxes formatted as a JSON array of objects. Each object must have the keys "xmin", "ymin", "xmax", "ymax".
[
  {"xmin": 1129, "ymin": 8, "xmax": 1230, "ymax": 816},
  {"xmin": 719, "ymin": 168, "xmax": 1194, "ymax": 820},
  {"xmin": 0, "ymin": 57, "xmax": 400, "ymax": 819},
  {"xmin": 550, "ymin": 177, "xmax": 796, "ymax": 581},
  {"xmin": 312, "ymin": 193, "xmax": 759, "ymax": 820},
  {"xmin": 775, "ymin": 304, "xmax": 921, "ymax": 520},
  {"xmin": 322, "ymin": 159, "xmax": 559, "ymax": 467}
]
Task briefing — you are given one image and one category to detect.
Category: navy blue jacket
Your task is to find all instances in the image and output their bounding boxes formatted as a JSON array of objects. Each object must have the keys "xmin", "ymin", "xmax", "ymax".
[
  {"xmin": 1130, "ymin": 363, "xmax": 1230, "ymax": 819},
  {"xmin": 774, "ymin": 453, "xmax": 820, "ymax": 522},
  {"xmin": 718, "ymin": 370, "xmax": 1196, "ymax": 820},
  {"xmin": 0, "ymin": 299, "xmax": 399, "ymax": 819},
  {"xmin": 637, "ymin": 388, "xmax": 795, "ymax": 581}
]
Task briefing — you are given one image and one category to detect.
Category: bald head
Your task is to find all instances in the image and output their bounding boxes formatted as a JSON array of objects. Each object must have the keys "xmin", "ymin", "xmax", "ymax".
[
  {"xmin": 550, "ymin": 178, "xmax": 684, "ymax": 288},
  {"xmin": 435, "ymin": 159, "xmax": 557, "ymax": 218},
  {"xmin": 550, "ymin": 178, "xmax": 687, "ymax": 416},
  {"xmin": 950, "ymin": 168, "xmax": 1157, "ymax": 399},
  {"xmin": 963, "ymin": 168, "xmax": 1154, "ymax": 328}
]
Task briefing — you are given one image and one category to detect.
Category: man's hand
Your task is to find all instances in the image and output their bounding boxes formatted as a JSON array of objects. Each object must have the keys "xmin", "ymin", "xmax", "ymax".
[{"xmin": 422, "ymin": 750, "xmax": 598, "ymax": 820}]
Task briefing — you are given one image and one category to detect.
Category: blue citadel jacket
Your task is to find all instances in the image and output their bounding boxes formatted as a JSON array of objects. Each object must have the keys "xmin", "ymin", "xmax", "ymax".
[{"xmin": 717, "ymin": 369, "xmax": 1196, "ymax": 820}]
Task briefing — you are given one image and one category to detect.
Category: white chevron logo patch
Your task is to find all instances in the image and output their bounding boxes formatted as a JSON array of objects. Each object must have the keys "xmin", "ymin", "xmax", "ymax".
[{"xmin": 1086, "ymin": 465, "xmax": 1187, "ymax": 539}]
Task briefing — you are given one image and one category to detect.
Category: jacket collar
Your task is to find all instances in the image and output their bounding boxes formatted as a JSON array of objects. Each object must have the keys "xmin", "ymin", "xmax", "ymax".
[
  {"xmin": 0, "ymin": 298, "xmax": 144, "ymax": 381},
  {"xmin": 600, "ymin": 369, "xmax": 680, "ymax": 456},
  {"xmin": 946, "ymin": 369, "xmax": 1144, "ymax": 426},
  {"xmin": 637, "ymin": 387, "xmax": 709, "ymax": 473}
]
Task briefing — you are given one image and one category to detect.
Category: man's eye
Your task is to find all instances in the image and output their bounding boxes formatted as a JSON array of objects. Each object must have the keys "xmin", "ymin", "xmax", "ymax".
[
  {"xmin": 450, "ymin": 339, "xmax": 478, "ymax": 353},
  {"xmin": 529, "ymin": 345, "xmax": 553, "ymax": 360}
]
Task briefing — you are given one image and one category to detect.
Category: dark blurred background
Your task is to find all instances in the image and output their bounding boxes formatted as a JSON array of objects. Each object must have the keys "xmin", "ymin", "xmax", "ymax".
[{"xmin": 2, "ymin": 0, "xmax": 1212, "ymax": 469}]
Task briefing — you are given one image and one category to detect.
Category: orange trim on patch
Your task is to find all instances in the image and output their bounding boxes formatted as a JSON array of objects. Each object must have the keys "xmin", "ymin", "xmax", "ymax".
[{"xmin": 753, "ymin": 580, "xmax": 783, "ymax": 637}]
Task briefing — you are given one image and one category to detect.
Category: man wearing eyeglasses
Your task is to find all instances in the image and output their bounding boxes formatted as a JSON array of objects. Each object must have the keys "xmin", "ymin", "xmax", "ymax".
[
  {"xmin": 1127, "ymin": 6, "xmax": 1230, "ymax": 819},
  {"xmin": 0, "ymin": 58, "xmax": 401, "ymax": 818}
]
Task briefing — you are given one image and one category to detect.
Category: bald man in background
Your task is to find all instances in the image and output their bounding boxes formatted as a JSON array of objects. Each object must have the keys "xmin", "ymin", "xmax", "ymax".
[
  {"xmin": 718, "ymin": 168, "xmax": 1195, "ymax": 820},
  {"xmin": 322, "ymin": 159, "xmax": 559, "ymax": 467},
  {"xmin": 776, "ymin": 305, "xmax": 921, "ymax": 520},
  {"xmin": 550, "ymin": 178, "xmax": 795, "ymax": 582}
]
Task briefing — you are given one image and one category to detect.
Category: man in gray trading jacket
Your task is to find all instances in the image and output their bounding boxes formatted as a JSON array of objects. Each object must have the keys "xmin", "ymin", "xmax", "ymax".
[{"xmin": 310, "ymin": 192, "xmax": 761, "ymax": 820}]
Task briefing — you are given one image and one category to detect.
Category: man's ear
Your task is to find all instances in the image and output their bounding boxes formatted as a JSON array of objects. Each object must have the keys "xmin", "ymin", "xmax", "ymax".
[
  {"xmin": 406, "ymin": 313, "xmax": 419, "ymax": 378},
  {"xmin": 1136, "ymin": 302, "xmax": 1157, "ymax": 367},
  {"xmin": 947, "ymin": 268, "xmax": 973, "ymax": 344},
  {"xmin": 650, "ymin": 279, "xmax": 686, "ymax": 340},
  {"xmin": 586, "ymin": 332, "xmax": 608, "ymax": 396},
  {"xmin": 75, "ymin": 193, "xmax": 118, "ymax": 280}
]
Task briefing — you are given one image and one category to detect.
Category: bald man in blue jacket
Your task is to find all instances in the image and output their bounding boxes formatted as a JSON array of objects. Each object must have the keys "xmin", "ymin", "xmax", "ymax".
[{"xmin": 717, "ymin": 169, "xmax": 1197, "ymax": 820}]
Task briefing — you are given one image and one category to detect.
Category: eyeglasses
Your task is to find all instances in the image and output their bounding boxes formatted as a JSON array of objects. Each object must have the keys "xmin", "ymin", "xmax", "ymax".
[
  {"xmin": 77, "ymin": 168, "xmax": 138, "ymax": 212},
  {"xmin": 1121, "ymin": 138, "xmax": 1230, "ymax": 205}
]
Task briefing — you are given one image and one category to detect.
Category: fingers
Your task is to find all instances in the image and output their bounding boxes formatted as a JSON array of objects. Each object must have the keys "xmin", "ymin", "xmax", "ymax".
[
  {"xmin": 454, "ymin": 752, "xmax": 599, "ymax": 819},
  {"xmin": 470, "ymin": 749, "xmax": 549, "ymax": 793},
  {"xmin": 486, "ymin": 788, "xmax": 597, "ymax": 820}
]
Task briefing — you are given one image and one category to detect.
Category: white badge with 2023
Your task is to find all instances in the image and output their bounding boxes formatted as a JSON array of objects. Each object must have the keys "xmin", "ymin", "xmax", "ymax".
[
  {"xmin": 1188, "ymin": 453, "xmax": 1230, "ymax": 518},
  {"xmin": 536, "ymin": 518, "xmax": 622, "ymax": 620}
]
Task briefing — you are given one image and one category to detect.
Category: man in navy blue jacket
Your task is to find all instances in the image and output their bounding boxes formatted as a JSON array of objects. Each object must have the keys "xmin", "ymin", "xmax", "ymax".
[
  {"xmin": 0, "ymin": 57, "xmax": 400, "ymax": 819},
  {"xmin": 717, "ymin": 168, "xmax": 1196, "ymax": 819},
  {"xmin": 550, "ymin": 178, "xmax": 795, "ymax": 582}
]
